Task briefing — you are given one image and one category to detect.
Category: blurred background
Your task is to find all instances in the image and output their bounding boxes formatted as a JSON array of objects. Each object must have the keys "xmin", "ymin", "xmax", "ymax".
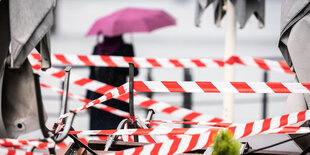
[{"xmin": 30, "ymin": 0, "xmax": 292, "ymax": 138}]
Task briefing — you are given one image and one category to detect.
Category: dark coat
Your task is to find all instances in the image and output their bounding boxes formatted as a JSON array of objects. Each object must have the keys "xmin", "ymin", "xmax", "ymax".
[{"xmin": 87, "ymin": 44, "xmax": 138, "ymax": 130}]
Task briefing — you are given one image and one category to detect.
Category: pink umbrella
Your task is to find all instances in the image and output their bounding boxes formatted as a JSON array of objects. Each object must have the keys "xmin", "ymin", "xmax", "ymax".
[{"xmin": 86, "ymin": 7, "xmax": 176, "ymax": 37}]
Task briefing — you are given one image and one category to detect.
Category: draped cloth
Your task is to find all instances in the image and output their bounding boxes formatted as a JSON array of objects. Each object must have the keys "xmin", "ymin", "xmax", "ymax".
[
  {"xmin": 195, "ymin": 0, "xmax": 265, "ymax": 29},
  {"xmin": 0, "ymin": 0, "xmax": 55, "ymax": 138}
]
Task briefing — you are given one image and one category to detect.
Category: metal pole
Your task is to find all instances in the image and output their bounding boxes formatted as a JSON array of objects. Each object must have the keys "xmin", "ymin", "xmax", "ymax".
[
  {"xmin": 223, "ymin": 0, "xmax": 236, "ymax": 122},
  {"xmin": 262, "ymin": 71, "xmax": 268, "ymax": 119},
  {"xmin": 128, "ymin": 63, "xmax": 138, "ymax": 142},
  {"xmin": 60, "ymin": 66, "xmax": 71, "ymax": 122},
  {"xmin": 146, "ymin": 68, "xmax": 153, "ymax": 99},
  {"xmin": 33, "ymin": 74, "xmax": 50, "ymax": 138},
  {"xmin": 183, "ymin": 68, "xmax": 192, "ymax": 128},
  {"xmin": 129, "ymin": 63, "xmax": 135, "ymax": 118}
]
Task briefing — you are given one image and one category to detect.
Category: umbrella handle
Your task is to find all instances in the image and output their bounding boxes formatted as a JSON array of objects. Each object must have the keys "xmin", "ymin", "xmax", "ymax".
[{"xmin": 96, "ymin": 32, "xmax": 103, "ymax": 44}]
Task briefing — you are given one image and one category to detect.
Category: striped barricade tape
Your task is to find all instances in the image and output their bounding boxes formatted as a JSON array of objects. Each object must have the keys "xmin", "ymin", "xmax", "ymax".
[
  {"xmin": 107, "ymin": 109, "xmax": 310, "ymax": 155},
  {"xmin": 226, "ymin": 56, "xmax": 294, "ymax": 74},
  {"xmin": 55, "ymin": 136, "xmax": 107, "ymax": 149},
  {"xmin": 57, "ymin": 83, "xmax": 129, "ymax": 126},
  {"xmin": 263, "ymin": 126, "xmax": 310, "ymax": 134},
  {"xmin": 148, "ymin": 120, "xmax": 310, "ymax": 135},
  {"xmin": 106, "ymin": 126, "xmax": 309, "ymax": 155},
  {"xmin": 61, "ymin": 108, "xmax": 310, "ymax": 151},
  {"xmin": 39, "ymin": 82, "xmax": 178, "ymax": 143},
  {"xmin": 107, "ymin": 131, "xmax": 218, "ymax": 155},
  {"xmin": 123, "ymin": 134, "xmax": 182, "ymax": 144},
  {"xmin": 39, "ymin": 83, "xmax": 176, "ymax": 144},
  {"xmin": 230, "ymin": 110, "xmax": 309, "ymax": 139},
  {"xmin": 30, "ymin": 53, "xmax": 225, "ymax": 68},
  {"xmin": 68, "ymin": 128, "xmax": 219, "ymax": 136},
  {"xmin": 55, "ymin": 134, "xmax": 175, "ymax": 148},
  {"xmin": 147, "ymin": 120, "xmax": 231, "ymax": 127},
  {"xmin": 66, "ymin": 126, "xmax": 310, "ymax": 136},
  {"xmin": 133, "ymin": 81, "xmax": 310, "ymax": 93},
  {"xmin": 29, "ymin": 53, "xmax": 293, "ymax": 74},
  {"xmin": 0, "ymin": 138, "xmax": 54, "ymax": 150},
  {"xmin": 30, "ymin": 63, "xmax": 222, "ymax": 123},
  {"xmin": 66, "ymin": 109, "xmax": 310, "ymax": 137},
  {"xmin": 0, "ymin": 147, "xmax": 48, "ymax": 155},
  {"xmin": 40, "ymin": 83, "xmax": 131, "ymax": 119},
  {"xmin": 116, "ymin": 94, "xmax": 222, "ymax": 122}
]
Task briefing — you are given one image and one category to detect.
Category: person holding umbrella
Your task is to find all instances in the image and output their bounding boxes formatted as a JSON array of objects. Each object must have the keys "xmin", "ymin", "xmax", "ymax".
[
  {"xmin": 86, "ymin": 34, "xmax": 138, "ymax": 130},
  {"xmin": 86, "ymin": 7, "xmax": 175, "ymax": 130}
]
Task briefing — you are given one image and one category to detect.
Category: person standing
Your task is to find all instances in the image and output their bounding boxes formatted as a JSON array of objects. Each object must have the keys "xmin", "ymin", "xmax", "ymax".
[{"xmin": 86, "ymin": 35, "xmax": 138, "ymax": 130}]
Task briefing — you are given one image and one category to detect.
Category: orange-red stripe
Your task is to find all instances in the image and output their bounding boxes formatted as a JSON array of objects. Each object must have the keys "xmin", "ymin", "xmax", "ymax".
[
  {"xmin": 231, "ymin": 82, "xmax": 255, "ymax": 93},
  {"xmin": 162, "ymin": 81, "xmax": 185, "ymax": 92},
  {"xmin": 196, "ymin": 82, "xmax": 220, "ymax": 93},
  {"xmin": 266, "ymin": 82, "xmax": 291, "ymax": 93},
  {"xmin": 78, "ymin": 55, "xmax": 95, "ymax": 66},
  {"xmin": 146, "ymin": 58, "xmax": 162, "ymax": 67}
]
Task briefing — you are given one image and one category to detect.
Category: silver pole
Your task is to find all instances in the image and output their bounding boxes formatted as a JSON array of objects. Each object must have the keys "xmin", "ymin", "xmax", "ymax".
[{"xmin": 223, "ymin": 0, "xmax": 236, "ymax": 122}]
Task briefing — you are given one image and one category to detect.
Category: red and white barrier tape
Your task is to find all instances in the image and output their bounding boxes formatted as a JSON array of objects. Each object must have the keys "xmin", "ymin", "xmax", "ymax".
[
  {"xmin": 121, "ymin": 109, "xmax": 310, "ymax": 154},
  {"xmin": 55, "ymin": 136, "xmax": 108, "ymax": 149},
  {"xmin": 116, "ymin": 94, "xmax": 222, "ymax": 122},
  {"xmin": 57, "ymin": 83, "xmax": 129, "ymax": 126},
  {"xmin": 66, "ymin": 126, "xmax": 310, "ymax": 137},
  {"xmin": 263, "ymin": 126, "xmax": 310, "ymax": 134},
  {"xmin": 133, "ymin": 81, "xmax": 310, "ymax": 93},
  {"xmin": 68, "ymin": 128, "xmax": 218, "ymax": 136},
  {"xmin": 0, "ymin": 138, "xmax": 54, "ymax": 150},
  {"xmin": 66, "ymin": 109, "xmax": 310, "ymax": 137},
  {"xmin": 31, "ymin": 63, "xmax": 222, "ymax": 123},
  {"xmin": 226, "ymin": 56, "xmax": 294, "ymax": 74},
  {"xmin": 107, "ymin": 126, "xmax": 310, "ymax": 155},
  {"xmin": 0, "ymin": 147, "xmax": 47, "ymax": 155},
  {"xmin": 29, "ymin": 53, "xmax": 293, "ymax": 74},
  {"xmin": 40, "ymin": 83, "xmax": 130, "ymax": 118},
  {"xmin": 39, "ymin": 83, "xmax": 174, "ymax": 144},
  {"xmin": 123, "ymin": 134, "xmax": 182, "ymax": 144},
  {"xmin": 66, "ymin": 126, "xmax": 310, "ymax": 136},
  {"xmin": 107, "ymin": 131, "xmax": 218, "ymax": 155},
  {"xmin": 230, "ymin": 110, "xmax": 310, "ymax": 139},
  {"xmin": 30, "ymin": 53, "xmax": 225, "ymax": 68},
  {"xmin": 40, "ymin": 82, "xmax": 177, "ymax": 144},
  {"xmin": 146, "ymin": 120, "xmax": 310, "ymax": 134},
  {"xmin": 107, "ymin": 109, "xmax": 310, "ymax": 154},
  {"xmin": 148, "ymin": 120, "xmax": 310, "ymax": 134},
  {"xmin": 147, "ymin": 120, "xmax": 231, "ymax": 127}
]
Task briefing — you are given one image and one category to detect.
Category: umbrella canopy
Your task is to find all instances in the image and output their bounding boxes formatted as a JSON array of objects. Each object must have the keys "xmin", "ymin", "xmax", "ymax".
[
  {"xmin": 195, "ymin": 0, "xmax": 265, "ymax": 28},
  {"xmin": 86, "ymin": 7, "xmax": 176, "ymax": 37}
]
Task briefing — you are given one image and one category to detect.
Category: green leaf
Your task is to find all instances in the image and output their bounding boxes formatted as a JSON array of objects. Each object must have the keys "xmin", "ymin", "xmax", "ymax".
[{"xmin": 212, "ymin": 129, "xmax": 241, "ymax": 155}]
